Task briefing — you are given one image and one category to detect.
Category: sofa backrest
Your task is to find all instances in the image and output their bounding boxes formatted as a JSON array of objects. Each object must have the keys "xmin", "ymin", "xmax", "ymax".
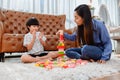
[
  {"xmin": 0, "ymin": 10, "xmax": 65, "ymax": 35},
  {"xmin": 0, "ymin": 9, "xmax": 74, "ymax": 52}
]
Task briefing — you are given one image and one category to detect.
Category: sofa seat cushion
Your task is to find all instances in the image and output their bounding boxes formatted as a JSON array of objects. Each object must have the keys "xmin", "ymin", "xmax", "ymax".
[{"xmin": 44, "ymin": 35, "xmax": 59, "ymax": 51}]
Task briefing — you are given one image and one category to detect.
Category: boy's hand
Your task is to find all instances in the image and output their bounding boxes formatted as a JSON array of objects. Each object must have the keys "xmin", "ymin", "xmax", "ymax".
[
  {"xmin": 32, "ymin": 30, "xmax": 36, "ymax": 39},
  {"xmin": 39, "ymin": 32, "xmax": 46, "ymax": 46},
  {"xmin": 39, "ymin": 32, "xmax": 44, "ymax": 40}
]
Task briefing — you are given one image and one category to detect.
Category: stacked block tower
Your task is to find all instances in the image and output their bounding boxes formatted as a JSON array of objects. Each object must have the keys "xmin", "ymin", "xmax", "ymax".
[{"xmin": 57, "ymin": 31, "xmax": 65, "ymax": 57}]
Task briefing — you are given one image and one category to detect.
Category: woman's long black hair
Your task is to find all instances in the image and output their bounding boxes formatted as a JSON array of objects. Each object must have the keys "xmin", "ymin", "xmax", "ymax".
[{"xmin": 74, "ymin": 4, "xmax": 94, "ymax": 46}]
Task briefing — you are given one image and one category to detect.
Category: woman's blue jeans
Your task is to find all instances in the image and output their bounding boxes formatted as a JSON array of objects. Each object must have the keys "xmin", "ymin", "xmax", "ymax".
[{"xmin": 65, "ymin": 45, "xmax": 102, "ymax": 61}]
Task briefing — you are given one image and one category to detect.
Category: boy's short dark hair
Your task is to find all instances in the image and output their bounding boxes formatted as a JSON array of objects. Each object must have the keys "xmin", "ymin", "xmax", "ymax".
[{"xmin": 26, "ymin": 17, "xmax": 39, "ymax": 26}]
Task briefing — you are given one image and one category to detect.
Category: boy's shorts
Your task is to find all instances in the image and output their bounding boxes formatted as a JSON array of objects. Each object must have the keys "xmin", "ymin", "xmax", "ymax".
[{"xmin": 29, "ymin": 52, "xmax": 48, "ymax": 57}]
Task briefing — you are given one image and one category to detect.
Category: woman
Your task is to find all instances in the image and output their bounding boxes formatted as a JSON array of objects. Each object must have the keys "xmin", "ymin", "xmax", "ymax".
[{"xmin": 57, "ymin": 4, "xmax": 112, "ymax": 63}]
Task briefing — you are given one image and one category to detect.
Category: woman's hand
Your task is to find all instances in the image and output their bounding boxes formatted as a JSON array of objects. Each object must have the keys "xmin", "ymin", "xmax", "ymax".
[
  {"xmin": 89, "ymin": 59, "xmax": 95, "ymax": 62},
  {"xmin": 97, "ymin": 60, "xmax": 106, "ymax": 64},
  {"xmin": 56, "ymin": 30, "xmax": 63, "ymax": 35}
]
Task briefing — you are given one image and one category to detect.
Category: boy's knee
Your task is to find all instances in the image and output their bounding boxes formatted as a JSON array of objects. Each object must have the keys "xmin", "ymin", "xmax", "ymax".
[{"xmin": 21, "ymin": 54, "xmax": 29, "ymax": 63}]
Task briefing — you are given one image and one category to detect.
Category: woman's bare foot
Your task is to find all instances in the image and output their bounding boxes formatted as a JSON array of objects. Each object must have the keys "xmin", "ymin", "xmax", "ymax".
[{"xmin": 89, "ymin": 59, "xmax": 95, "ymax": 62}]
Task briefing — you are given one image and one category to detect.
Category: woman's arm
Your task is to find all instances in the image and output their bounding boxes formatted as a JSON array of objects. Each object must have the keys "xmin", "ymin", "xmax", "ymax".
[
  {"xmin": 98, "ymin": 21, "xmax": 112, "ymax": 61},
  {"xmin": 64, "ymin": 32, "xmax": 77, "ymax": 41},
  {"xmin": 56, "ymin": 30, "xmax": 77, "ymax": 41}
]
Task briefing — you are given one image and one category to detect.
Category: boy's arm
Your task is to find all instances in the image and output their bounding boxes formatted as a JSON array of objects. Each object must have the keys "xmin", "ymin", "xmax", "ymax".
[
  {"xmin": 24, "ymin": 31, "xmax": 36, "ymax": 51},
  {"xmin": 39, "ymin": 37, "xmax": 46, "ymax": 46},
  {"xmin": 26, "ymin": 37, "xmax": 36, "ymax": 51},
  {"xmin": 39, "ymin": 32, "xmax": 46, "ymax": 46}
]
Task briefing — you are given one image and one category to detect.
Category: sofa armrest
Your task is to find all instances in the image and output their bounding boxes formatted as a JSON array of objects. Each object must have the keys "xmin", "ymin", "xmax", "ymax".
[
  {"xmin": 110, "ymin": 26, "xmax": 120, "ymax": 40},
  {"xmin": 109, "ymin": 26, "xmax": 120, "ymax": 33},
  {"xmin": 2, "ymin": 34, "xmax": 27, "ymax": 52},
  {"xmin": 0, "ymin": 8, "xmax": 6, "ymax": 20},
  {"xmin": 0, "ymin": 21, "xmax": 4, "ymax": 51}
]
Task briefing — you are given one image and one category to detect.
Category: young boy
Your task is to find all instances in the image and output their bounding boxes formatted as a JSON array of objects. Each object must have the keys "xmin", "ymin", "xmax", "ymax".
[{"xmin": 21, "ymin": 17, "xmax": 58, "ymax": 63}]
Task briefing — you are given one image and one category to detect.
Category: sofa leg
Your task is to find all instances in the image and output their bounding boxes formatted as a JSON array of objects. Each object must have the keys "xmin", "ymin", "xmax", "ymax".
[{"xmin": 0, "ymin": 53, "xmax": 5, "ymax": 62}]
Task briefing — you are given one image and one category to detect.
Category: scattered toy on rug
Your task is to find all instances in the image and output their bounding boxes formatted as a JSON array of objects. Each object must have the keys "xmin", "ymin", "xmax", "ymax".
[
  {"xmin": 35, "ymin": 29, "xmax": 88, "ymax": 70},
  {"xmin": 35, "ymin": 57, "xmax": 88, "ymax": 70}
]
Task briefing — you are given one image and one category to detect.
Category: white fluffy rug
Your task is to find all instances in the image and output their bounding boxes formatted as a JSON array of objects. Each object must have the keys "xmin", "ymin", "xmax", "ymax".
[{"xmin": 1, "ymin": 56, "xmax": 120, "ymax": 80}]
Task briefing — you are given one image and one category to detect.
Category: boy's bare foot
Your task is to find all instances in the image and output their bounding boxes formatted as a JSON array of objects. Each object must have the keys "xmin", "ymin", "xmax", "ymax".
[{"xmin": 36, "ymin": 57, "xmax": 53, "ymax": 62}]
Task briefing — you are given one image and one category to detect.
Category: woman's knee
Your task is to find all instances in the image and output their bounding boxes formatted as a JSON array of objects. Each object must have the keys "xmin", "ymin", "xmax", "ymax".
[
  {"xmin": 65, "ymin": 50, "xmax": 80, "ymax": 59},
  {"xmin": 81, "ymin": 45, "xmax": 91, "ymax": 59},
  {"xmin": 81, "ymin": 45, "xmax": 89, "ymax": 54},
  {"xmin": 81, "ymin": 45, "xmax": 102, "ymax": 60},
  {"xmin": 65, "ymin": 49, "xmax": 69, "ymax": 55},
  {"xmin": 65, "ymin": 48, "xmax": 74, "ymax": 55}
]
